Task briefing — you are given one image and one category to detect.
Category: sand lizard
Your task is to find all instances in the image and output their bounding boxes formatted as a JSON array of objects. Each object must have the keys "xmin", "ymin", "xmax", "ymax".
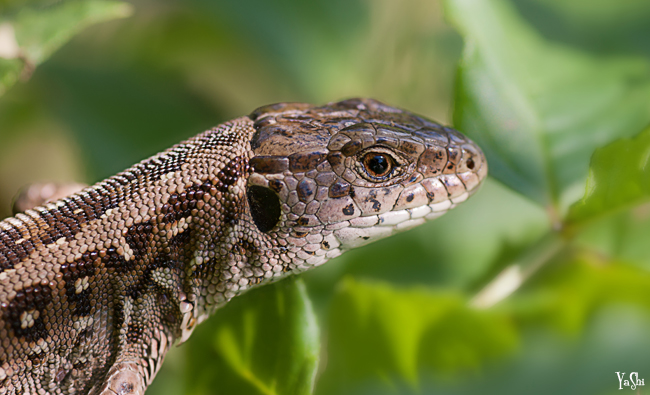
[{"xmin": 0, "ymin": 98, "xmax": 487, "ymax": 394}]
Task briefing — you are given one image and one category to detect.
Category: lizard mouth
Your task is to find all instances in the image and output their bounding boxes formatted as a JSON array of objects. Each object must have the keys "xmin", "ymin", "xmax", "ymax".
[{"xmin": 330, "ymin": 160, "xmax": 488, "ymax": 251}]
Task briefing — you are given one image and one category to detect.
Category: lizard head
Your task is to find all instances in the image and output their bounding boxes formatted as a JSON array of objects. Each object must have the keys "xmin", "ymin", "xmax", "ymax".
[{"xmin": 245, "ymin": 98, "xmax": 487, "ymax": 270}]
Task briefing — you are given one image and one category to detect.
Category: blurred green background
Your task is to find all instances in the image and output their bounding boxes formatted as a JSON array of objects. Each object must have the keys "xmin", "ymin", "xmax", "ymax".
[{"xmin": 1, "ymin": 0, "xmax": 650, "ymax": 394}]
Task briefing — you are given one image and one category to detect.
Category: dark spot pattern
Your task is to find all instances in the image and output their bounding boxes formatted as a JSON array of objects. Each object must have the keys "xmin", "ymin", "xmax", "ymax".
[
  {"xmin": 139, "ymin": 148, "xmax": 189, "ymax": 182},
  {"xmin": 101, "ymin": 248, "xmax": 130, "ymax": 272},
  {"xmin": 329, "ymin": 182, "xmax": 350, "ymax": 198},
  {"xmin": 297, "ymin": 179, "xmax": 316, "ymax": 202},
  {"xmin": 125, "ymin": 224, "xmax": 153, "ymax": 262},
  {"xmin": 216, "ymin": 156, "xmax": 249, "ymax": 192},
  {"xmin": 160, "ymin": 187, "xmax": 198, "ymax": 225},
  {"xmin": 4, "ymin": 283, "xmax": 53, "ymax": 342},
  {"xmin": 0, "ymin": 225, "xmax": 23, "ymax": 271},
  {"xmin": 342, "ymin": 204, "xmax": 355, "ymax": 216},
  {"xmin": 61, "ymin": 253, "xmax": 98, "ymax": 316}
]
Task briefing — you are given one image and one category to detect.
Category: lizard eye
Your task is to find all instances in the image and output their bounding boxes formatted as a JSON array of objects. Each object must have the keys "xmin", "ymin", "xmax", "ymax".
[{"xmin": 362, "ymin": 152, "xmax": 393, "ymax": 179}]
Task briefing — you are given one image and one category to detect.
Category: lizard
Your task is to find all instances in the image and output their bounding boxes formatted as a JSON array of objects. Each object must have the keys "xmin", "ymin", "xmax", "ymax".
[{"xmin": 0, "ymin": 98, "xmax": 487, "ymax": 394}]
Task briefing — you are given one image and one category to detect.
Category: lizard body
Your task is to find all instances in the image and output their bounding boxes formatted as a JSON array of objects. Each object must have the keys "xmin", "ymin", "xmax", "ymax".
[{"xmin": 0, "ymin": 98, "xmax": 487, "ymax": 394}]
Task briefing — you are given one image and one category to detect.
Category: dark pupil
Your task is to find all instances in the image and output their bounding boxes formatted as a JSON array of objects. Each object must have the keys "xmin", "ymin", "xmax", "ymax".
[{"xmin": 368, "ymin": 154, "xmax": 389, "ymax": 175}]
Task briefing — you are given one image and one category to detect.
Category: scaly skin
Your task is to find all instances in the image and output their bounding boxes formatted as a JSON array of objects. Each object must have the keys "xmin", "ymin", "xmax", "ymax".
[{"xmin": 0, "ymin": 98, "xmax": 487, "ymax": 394}]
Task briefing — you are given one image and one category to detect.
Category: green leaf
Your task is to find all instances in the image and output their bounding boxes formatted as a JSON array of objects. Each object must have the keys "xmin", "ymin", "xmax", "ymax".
[
  {"xmin": 573, "ymin": 208, "xmax": 650, "ymax": 271},
  {"xmin": 184, "ymin": 278, "xmax": 320, "ymax": 395},
  {"xmin": 525, "ymin": 0, "xmax": 650, "ymax": 25},
  {"xmin": 316, "ymin": 278, "xmax": 518, "ymax": 394},
  {"xmin": 517, "ymin": 256, "xmax": 650, "ymax": 335},
  {"xmin": 568, "ymin": 129, "xmax": 650, "ymax": 266},
  {"xmin": 0, "ymin": 0, "xmax": 132, "ymax": 97},
  {"xmin": 568, "ymin": 125, "xmax": 650, "ymax": 225},
  {"xmin": 0, "ymin": 57, "xmax": 22, "ymax": 95},
  {"xmin": 446, "ymin": 0, "xmax": 650, "ymax": 209}
]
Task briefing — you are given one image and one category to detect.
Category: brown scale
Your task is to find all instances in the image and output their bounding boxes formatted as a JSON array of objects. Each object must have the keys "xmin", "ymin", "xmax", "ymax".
[{"xmin": 0, "ymin": 99, "xmax": 487, "ymax": 395}]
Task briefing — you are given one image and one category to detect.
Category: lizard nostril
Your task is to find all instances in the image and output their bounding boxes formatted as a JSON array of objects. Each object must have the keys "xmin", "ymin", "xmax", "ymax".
[{"xmin": 466, "ymin": 158, "xmax": 475, "ymax": 170}]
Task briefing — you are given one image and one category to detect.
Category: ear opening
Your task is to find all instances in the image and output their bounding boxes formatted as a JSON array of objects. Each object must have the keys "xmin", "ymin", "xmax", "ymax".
[{"xmin": 246, "ymin": 185, "xmax": 281, "ymax": 233}]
